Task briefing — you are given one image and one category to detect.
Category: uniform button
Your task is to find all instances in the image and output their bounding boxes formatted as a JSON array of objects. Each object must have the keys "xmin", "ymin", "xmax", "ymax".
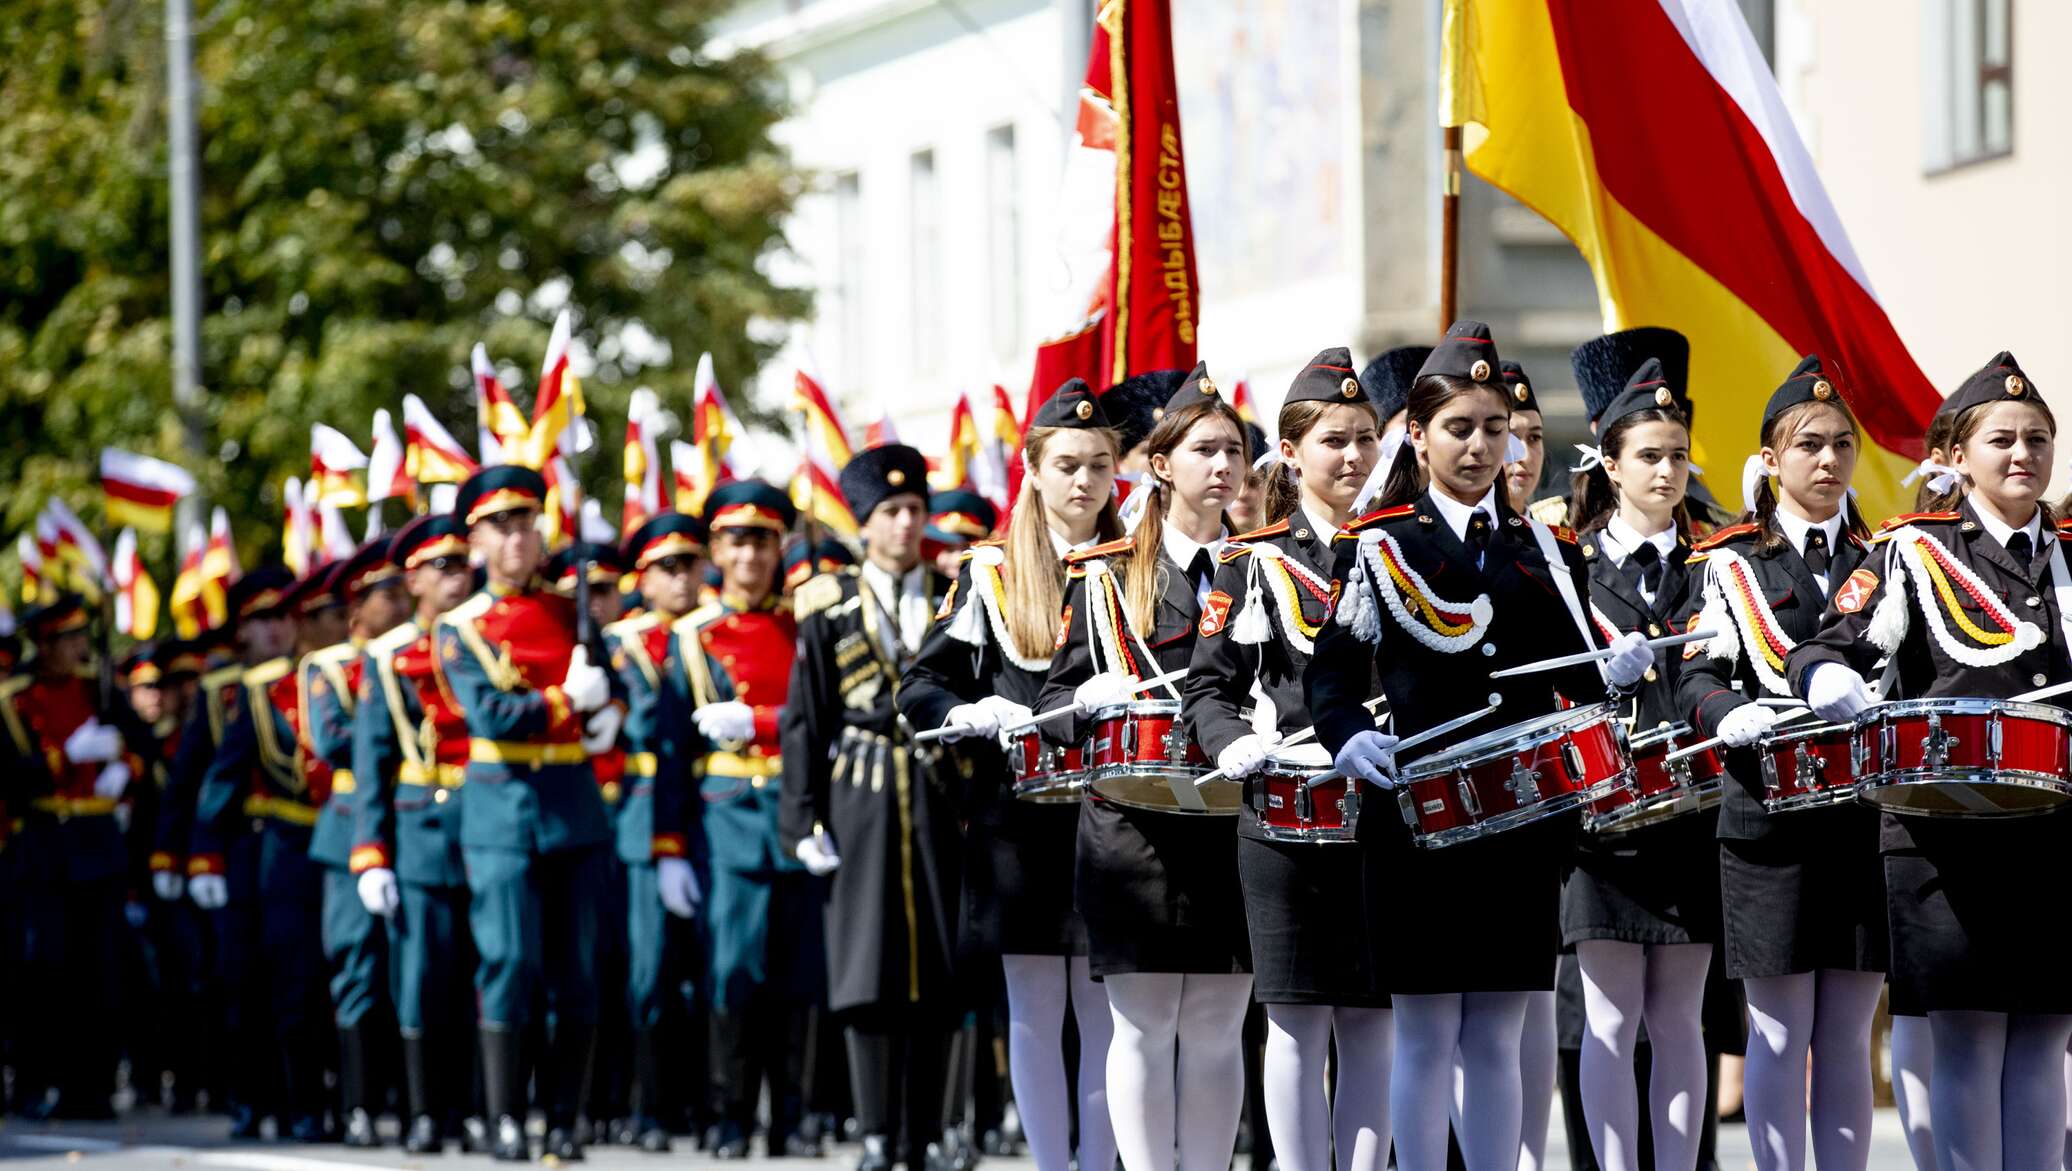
[
  {"xmin": 1481, "ymin": 643, "xmax": 1497, "ymax": 656},
  {"xmin": 1647, "ymin": 623, "xmax": 1662, "ymax": 637},
  {"xmin": 2027, "ymin": 596, "xmax": 2043, "ymax": 608},
  {"xmin": 1644, "ymin": 667, "xmax": 1659, "ymax": 683},
  {"xmin": 722, "ymin": 655, "xmax": 737, "ymax": 667},
  {"xmin": 433, "ymin": 789, "xmax": 449, "ymax": 805},
  {"xmin": 1295, "ymin": 529, "xmax": 1310, "ymax": 540},
  {"xmin": 2035, "ymin": 673, "xmax": 2050, "ymax": 688},
  {"xmin": 738, "ymin": 684, "xmax": 752, "ymax": 698}
]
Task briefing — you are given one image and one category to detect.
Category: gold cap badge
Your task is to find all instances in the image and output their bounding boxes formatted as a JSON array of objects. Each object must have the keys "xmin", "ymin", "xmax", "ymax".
[
  {"xmin": 1340, "ymin": 378, "xmax": 1360, "ymax": 399},
  {"xmin": 1470, "ymin": 359, "xmax": 1492, "ymax": 382},
  {"xmin": 1075, "ymin": 399, "xmax": 1094, "ymax": 420},
  {"xmin": 1513, "ymin": 383, "xmax": 1529, "ymax": 403},
  {"xmin": 1198, "ymin": 374, "xmax": 1219, "ymax": 397},
  {"xmin": 1812, "ymin": 379, "xmax": 1834, "ymax": 400},
  {"xmin": 886, "ymin": 469, "xmax": 906, "ymax": 486},
  {"xmin": 1654, "ymin": 386, "xmax": 1673, "ymax": 407},
  {"xmin": 2007, "ymin": 374, "xmax": 2027, "ymax": 396}
]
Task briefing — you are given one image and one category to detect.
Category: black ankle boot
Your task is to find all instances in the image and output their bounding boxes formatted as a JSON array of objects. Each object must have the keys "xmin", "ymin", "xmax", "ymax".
[{"xmin": 480, "ymin": 1027, "xmax": 529, "ymax": 1162}]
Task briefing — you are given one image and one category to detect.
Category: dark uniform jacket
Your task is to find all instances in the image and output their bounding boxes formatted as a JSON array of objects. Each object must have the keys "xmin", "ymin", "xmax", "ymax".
[
  {"xmin": 1580, "ymin": 527, "xmax": 1698, "ymax": 735},
  {"xmin": 301, "ymin": 639, "xmax": 365, "ymax": 869},
  {"xmin": 190, "ymin": 657, "xmax": 327, "ymax": 872},
  {"xmin": 351, "ymin": 619, "xmax": 470, "ymax": 887},
  {"xmin": 152, "ymin": 663, "xmax": 244, "ymax": 878}
]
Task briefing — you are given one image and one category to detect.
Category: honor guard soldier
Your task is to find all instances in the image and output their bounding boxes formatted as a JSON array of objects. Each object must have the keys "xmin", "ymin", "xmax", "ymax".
[
  {"xmin": 437, "ymin": 466, "xmax": 617, "ymax": 1162},
  {"xmin": 655, "ymin": 481, "xmax": 816, "ymax": 1156},
  {"xmin": 600, "ymin": 510, "xmax": 709, "ymax": 1152},
  {"xmin": 190, "ymin": 566, "xmax": 352, "ymax": 1141},
  {"xmin": 302, "ymin": 541, "xmax": 412, "ymax": 1146},
  {"xmin": 1, "ymin": 595, "xmax": 142, "ymax": 1120},
  {"xmin": 779, "ymin": 445, "xmax": 962, "ymax": 1171},
  {"xmin": 348, "ymin": 514, "xmax": 486, "ymax": 1153},
  {"xmin": 922, "ymin": 489, "xmax": 997, "ymax": 580}
]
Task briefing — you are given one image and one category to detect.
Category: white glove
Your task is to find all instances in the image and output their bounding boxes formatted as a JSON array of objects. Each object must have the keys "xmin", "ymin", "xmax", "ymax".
[
  {"xmin": 657, "ymin": 857, "xmax": 702, "ymax": 920},
  {"xmin": 189, "ymin": 873, "xmax": 228, "ymax": 910},
  {"xmin": 1715, "ymin": 703, "xmax": 1778, "ymax": 749},
  {"xmin": 795, "ymin": 829, "xmax": 842, "ymax": 877},
  {"xmin": 559, "ymin": 645, "xmax": 610, "ymax": 714},
  {"xmin": 152, "ymin": 870, "xmax": 185, "ymax": 902},
  {"xmin": 1073, "ymin": 672, "xmax": 1139, "ymax": 712},
  {"xmin": 1605, "ymin": 631, "xmax": 1654, "ymax": 689},
  {"xmin": 357, "ymin": 868, "xmax": 400, "ymax": 918},
  {"xmin": 1215, "ymin": 734, "xmax": 1275, "ymax": 779},
  {"xmin": 64, "ymin": 719, "xmax": 122, "ymax": 764},
  {"xmin": 580, "ymin": 704, "xmax": 625, "ymax": 754},
  {"xmin": 92, "ymin": 760, "xmax": 132, "ymax": 800},
  {"xmin": 1805, "ymin": 663, "xmax": 1875, "ymax": 723},
  {"xmin": 1334, "ymin": 729, "xmax": 1403, "ymax": 789},
  {"xmin": 693, "ymin": 700, "xmax": 756, "ymax": 745}
]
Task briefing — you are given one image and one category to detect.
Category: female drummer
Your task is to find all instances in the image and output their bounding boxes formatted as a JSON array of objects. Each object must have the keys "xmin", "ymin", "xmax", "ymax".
[
  {"xmin": 1305, "ymin": 321, "xmax": 1655, "ymax": 1171},
  {"xmin": 1787, "ymin": 351, "xmax": 2072, "ymax": 1171},
  {"xmin": 1033, "ymin": 365, "xmax": 1254, "ymax": 1171},
  {"xmin": 1675, "ymin": 355, "xmax": 1883, "ymax": 1171},
  {"xmin": 898, "ymin": 379, "xmax": 1123, "ymax": 1171},
  {"xmin": 1560, "ymin": 360, "xmax": 1716, "ymax": 1171},
  {"xmin": 1180, "ymin": 349, "xmax": 1389, "ymax": 1171}
]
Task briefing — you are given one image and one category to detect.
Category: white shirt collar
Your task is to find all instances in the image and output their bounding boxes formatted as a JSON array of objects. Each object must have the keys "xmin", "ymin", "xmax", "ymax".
[
  {"xmin": 860, "ymin": 558, "xmax": 930, "ymax": 655},
  {"xmin": 1773, "ymin": 503, "xmax": 1843, "ymax": 561},
  {"xmin": 1972, "ymin": 501, "xmax": 2042, "ymax": 554},
  {"xmin": 1161, "ymin": 522, "xmax": 1225, "ymax": 573},
  {"xmin": 1301, "ymin": 505, "xmax": 1340, "ymax": 545},
  {"xmin": 1600, "ymin": 514, "xmax": 1678, "ymax": 567},
  {"xmin": 1429, "ymin": 485, "xmax": 1502, "ymax": 544}
]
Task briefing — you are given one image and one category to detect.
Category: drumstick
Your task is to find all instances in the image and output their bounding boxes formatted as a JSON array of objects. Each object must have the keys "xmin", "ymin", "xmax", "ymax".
[
  {"xmin": 1754, "ymin": 697, "xmax": 1810, "ymax": 708},
  {"xmin": 1300, "ymin": 700, "xmax": 1502, "ymax": 789},
  {"xmin": 1662, "ymin": 706, "xmax": 1815, "ymax": 764},
  {"xmin": 1191, "ymin": 697, "xmax": 1389, "ymax": 789},
  {"xmin": 2011, "ymin": 679, "xmax": 2072, "ymax": 703},
  {"xmin": 1486, "ymin": 629, "xmax": 1719, "ymax": 680},
  {"xmin": 992, "ymin": 667, "xmax": 1193, "ymax": 737}
]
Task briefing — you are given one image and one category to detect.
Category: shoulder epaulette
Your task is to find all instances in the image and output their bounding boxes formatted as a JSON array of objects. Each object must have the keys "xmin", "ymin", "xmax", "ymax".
[
  {"xmin": 674, "ymin": 601, "xmax": 726, "ymax": 634},
  {"xmin": 1690, "ymin": 522, "xmax": 1760, "ymax": 552},
  {"xmin": 306, "ymin": 640, "xmax": 359, "ymax": 668},
  {"xmin": 1230, "ymin": 518, "xmax": 1290, "ymax": 542},
  {"xmin": 1551, "ymin": 525, "xmax": 1578, "ymax": 545},
  {"xmin": 243, "ymin": 658, "xmax": 293, "ymax": 687},
  {"xmin": 1334, "ymin": 504, "xmax": 1416, "ymax": 540},
  {"xmin": 1065, "ymin": 536, "xmax": 1135, "ymax": 564},
  {"xmin": 793, "ymin": 572, "xmax": 846, "ymax": 619},
  {"xmin": 1878, "ymin": 511, "xmax": 1960, "ymax": 530},
  {"xmin": 1526, "ymin": 495, "xmax": 1569, "ymax": 526},
  {"xmin": 365, "ymin": 620, "xmax": 420, "ymax": 664},
  {"xmin": 201, "ymin": 663, "xmax": 245, "ymax": 691},
  {"xmin": 439, "ymin": 592, "xmax": 494, "ymax": 629},
  {"xmin": 0, "ymin": 675, "xmax": 30, "ymax": 703},
  {"xmin": 1217, "ymin": 543, "xmax": 1257, "ymax": 564},
  {"xmin": 603, "ymin": 612, "xmax": 659, "ymax": 640}
]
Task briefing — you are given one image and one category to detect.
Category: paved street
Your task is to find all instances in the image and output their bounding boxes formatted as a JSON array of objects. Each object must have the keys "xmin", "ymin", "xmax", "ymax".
[{"xmin": 0, "ymin": 1106, "xmax": 1925, "ymax": 1171}]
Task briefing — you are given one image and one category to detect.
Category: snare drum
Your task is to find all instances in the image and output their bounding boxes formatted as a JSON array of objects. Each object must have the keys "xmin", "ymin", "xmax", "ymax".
[
  {"xmin": 1757, "ymin": 720, "xmax": 1858, "ymax": 813},
  {"xmin": 1009, "ymin": 728, "xmax": 1088, "ymax": 803},
  {"xmin": 1087, "ymin": 699, "xmax": 1239, "ymax": 815},
  {"xmin": 1396, "ymin": 704, "xmax": 1633, "ymax": 849},
  {"xmin": 1249, "ymin": 743, "xmax": 1358, "ymax": 844},
  {"xmin": 1584, "ymin": 723, "xmax": 1725, "ymax": 833},
  {"xmin": 1852, "ymin": 698, "xmax": 2072, "ymax": 817}
]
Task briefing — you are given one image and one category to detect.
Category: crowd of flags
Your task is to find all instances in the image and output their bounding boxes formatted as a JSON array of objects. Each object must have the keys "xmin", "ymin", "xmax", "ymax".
[{"xmin": 12, "ymin": 307, "xmax": 1036, "ymax": 648}]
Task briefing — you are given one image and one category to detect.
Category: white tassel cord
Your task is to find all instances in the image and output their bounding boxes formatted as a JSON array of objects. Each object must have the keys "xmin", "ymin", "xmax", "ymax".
[
  {"xmin": 1335, "ymin": 530, "xmax": 1385, "ymax": 646},
  {"xmin": 1364, "ymin": 530, "xmax": 1494, "ymax": 654},
  {"xmin": 1889, "ymin": 527, "xmax": 2042, "ymax": 667}
]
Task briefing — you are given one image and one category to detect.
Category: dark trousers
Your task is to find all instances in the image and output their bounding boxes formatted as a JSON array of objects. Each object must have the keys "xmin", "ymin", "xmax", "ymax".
[
  {"xmin": 842, "ymin": 1003, "xmax": 954, "ymax": 1154},
  {"xmin": 464, "ymin": 843, "xmax": 607, "ymax": 1028}
]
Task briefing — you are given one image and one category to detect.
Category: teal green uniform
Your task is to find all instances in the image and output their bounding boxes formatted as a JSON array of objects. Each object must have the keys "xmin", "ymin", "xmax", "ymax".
[
  {"xmin": 603, "ymin": 610, "xmax": 693, "ymax": 1029},
  {"xmin": 303, "ymin": 640, "xmax": 390, "ymax": 1029}
]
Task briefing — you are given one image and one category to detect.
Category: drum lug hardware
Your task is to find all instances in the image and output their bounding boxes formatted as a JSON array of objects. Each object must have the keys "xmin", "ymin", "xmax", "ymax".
[
  {"xmin": 1560, "ymin": 740, "xmax": 1586, "ymax": 782},
  {"xmin": 1505, "ymin": 760, "xmax": 1540, "ymax": 805},
  {"xmin": 1161, "ymin": 728, "xmax": 1186, "ymax": 763},
  {"xmin": 1761, "ymin": 750, "xmax": 1781, "ymax": 802},
  {"xmin": 1795, "ymin": 741, "xmax": 1823, "ymax": 788},
  {"xmin": 1456, "ymin": 778, "xmax": 1483, "ymax": 818},
  {"xmin": 1880, "ymin": 723, "xmax": 1896, "ymax": 774},
  {"xmin": 1396, "ymin": 788, "xmax": 1417, "ymax": 826},
  {"xmin": 1920, "ymin": 712, "xmax": 1957, "ymax": 772},
  {"xmin": 1294, "ymin": 782, "xmax": 1314, "ymax": 822},
  {"xmin": 1988, "ymin": 713, "xmax": 2003, "ymax": 768}
]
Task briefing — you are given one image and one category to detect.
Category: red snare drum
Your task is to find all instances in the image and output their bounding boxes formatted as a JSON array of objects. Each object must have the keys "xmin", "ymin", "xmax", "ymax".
[
  {"xmin": 1757, "ymin": 719, "xmax": 1858, "ymax": 813},
  {"xmin": 1852, "ymin": 698, "xmax": 2072, "ymax": 817},
  {"xmin": 1584, "ymin": 722, "xmax": 1725, "ymax": 833},
  {"xmin": 1395, "ymin": 704, "xmax": 1633, "ymax": 849},
  {"xmin": 1087, "ymin": 699, "xmax": 1238, "ymax": 815},
  {"xmin": 1249, "ymin": 744, "xmax": 1358, "ymax": 844},
  {"xmin": 1009, "ymin": 728, "xmax": 1087, "ymax": 803}
]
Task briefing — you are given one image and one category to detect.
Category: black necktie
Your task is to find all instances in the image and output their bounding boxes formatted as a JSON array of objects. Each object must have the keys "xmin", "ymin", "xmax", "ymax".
[
  {"xmin": 1626, "ymin": 541, "xmax": 1663, "ymax": 596},
  {"xmin": 2008, "ymin": 531, "xmax": 2033, "ymax": 568},
  {"xmin": 1188, "ymin": 549, "xmax": 1213, "ymax": 593},
  {"xmin": 1465, "ymin": 511, "xmax": 1493, "ymax": 568},
  {"xmin": 1802, "ymin": 530, "xmax": 1830, "ymax": 578}
]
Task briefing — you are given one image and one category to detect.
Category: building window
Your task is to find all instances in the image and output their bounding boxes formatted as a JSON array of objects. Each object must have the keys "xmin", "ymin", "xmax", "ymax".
[
  {"xmin": 831, "ymin": 171, "xmax": 864, "ymax": 390},
  {"xmin": 1924, "ymin": 0, "xmax": 2012, "ymax": 171},
  {"xmin": 985, "ymin": 125, "xmax": 1022, "ymax": 363},
  {"xmin": 909, "ymin": 149, "xmax": 940, "ymax": 377}
]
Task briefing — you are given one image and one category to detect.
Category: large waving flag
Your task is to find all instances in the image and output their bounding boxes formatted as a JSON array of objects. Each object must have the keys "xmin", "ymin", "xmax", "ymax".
[
  {"xmin": 937, "ymin": 394, "xmax": 980, "ymax": 493},
  {"xmin": 542, "ymin": 455, "xmax": 582, "ymax": 547},
  {"xmin": 402, "ymin": 394, "xmax": 481, "ymax": 485},
  {"xmin": 169, "ymin": 522, "xmax": 212, "ymax": 639},
  {"xmin": 678, "ymin": 352, "xmax": 747, "ymax": 516},
  {"xmin": 1441, "ymin": 0, "xmax": 1935, "ymax": 521},
  {"xmin": 310, "ymin": 424, "xmax": 371, "ymax": 507},
  {"xmin": 366, "ymin": 409, "xmax": 415, "ymax": 506},
  {"xmin": 43, "ymin": 499, "xmax": 108, "ymax": 602},
  {"xmin": 101, "ymin": 448, "xmax": 197, "ymax": 534},
  {"xmin": 112, "ymin": 528, "xmax": 160, "ymax": 640},
  {"xmin": 622, "ymin": 388, "xmax": 663, "ymax": 534},
  {"xmin": 791, "ymin": 368, "xmax": 858, "ymax": 538},
  {"xmin": 472, "ymin": 344, "xmax": 528, "ymax": 467},
  {"xmin": 523, "ymin": 310, "xmax": 591, "ymax": 471}
]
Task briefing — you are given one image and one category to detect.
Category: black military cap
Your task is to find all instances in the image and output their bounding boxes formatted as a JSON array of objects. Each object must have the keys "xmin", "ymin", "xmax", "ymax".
[
  {"xmin": 623, "ymin": 512, "xmax": 709, "ymax": 572},
  {"xmin": 839, "ymin": 444, "xmax": 930, "ymax": 524},
  {"xmin": 161, "ymin": 638, "xmax": 206, "ymax": 680},
  {"xmin": 1160, "ymin": 361, "xmax": 1225, "ymax": 413},
  {"xmin": 1501, "ymin": 360, "xmax": 1540, "ymax": 414},
  {"xmin": 1760, "ymin": 354, "xmax": 1849, "ymax": 429},
  {"xmin": 332, "ymin": 539, "xmax": 405, "ymax": 604},
  {"xmin": 120, "ymin": 643, "xmax": 164, "ymax": 687},
  {"xmin": 1941, "ymin": 350, "xmax": 2041, "ymax": 420},
  {"xmin": 1031, "ymin": 378, "xmax": 1115, "ymax": 430},
  {"xmin": 1417, "ymin": 320, "xmax": 1505, "ymax": 387},
  {"xmin": 1284, "ymin": 348, "xmax": 1370, "ymax": 407},
  {"xmin": 228, "ymin": 565, "xmax": 297, "ymax": 622},
  {"xmin": 389, "ymin": 513, "xmax": 469, "ymax": 570},
  {"xmin": 703, "ymin": 479, "xmax": 796, "ymax": 534},
  {"xmin": 925, "ymin": 490, "xmax": 998, "ymax": 545},
  {"xmin": 455, "ymin": 465, "xmax": 548, "ymax": 527},
  {"xmin": 1572, "ymin": 328, "xmax": 1691, "ymax": 424},
  {"xmin": 1596, "ymin": 358, "xmax": 1687, "ymax": 433},
  {"xmin": 814, "ymin": 538, "xmax": 858, "ymax": 574},
  {"xmin": 295, "ymin": 562, "xmax": 346, "ymax": 616},
  {"xmin": 1359, "ymin": 346, "xmax": 1432, "ymax": 424},
  {"xmin": 22, "ymin": 593, "xmax": 90, "ymax": 641},
  {"xmin": 1101, "ymin": 369, "xmax": 1188, "ymax": 454},
  {"xmin": 545, "ymin": 542, "xmax": 627, "ymax": 593},
  {"xmin": 780, "ymin": 535, "xmax": 814, "ymax": 592}
]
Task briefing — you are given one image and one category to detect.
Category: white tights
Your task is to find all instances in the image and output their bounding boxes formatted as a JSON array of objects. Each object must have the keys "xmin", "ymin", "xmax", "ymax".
[
  {"xmin": 1890, "ymin": 1014, "xmax": 1938, "ymax": 1171},
  {"xmin": 1394, "ymin": 992, "xmax": 1528, "ymax": 1171},
  {"xmin": 1262, "ymin": 1003, "xmax": 1393, "ymax": 1171},
  {"xmin": 1926, "ymin": 1010, "xmax": 2072, "ymax": 1171},
  {"xmin": 1000, "ymin": 954, "xmax": 1116, "ymax": 1171},
  {"xmin": 1575, "ymin": 941, "xmax": 1713, "ymax": 1171},
  {"xmin": 1103, "ymin": 972, "xmax": 1253, "ymax": 1171},
  {"xmin": 1742, "ymin": 970, "xmax": 1885, "ymax": 1171},
  {"xmin": 1519, "ymin": 990, "xmax": 1557, "ymax": 1171}
]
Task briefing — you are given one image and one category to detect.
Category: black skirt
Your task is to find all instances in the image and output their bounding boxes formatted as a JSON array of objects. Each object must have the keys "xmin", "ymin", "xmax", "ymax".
[
  {"xmin": 1360, "ymin": 810, "xmax": 1566, "ymax": 995},
  {"xmin": 1235, "ymin": 824, "xmax": 1384, "ymax": 1006},
  {"xmin": 1882, "ymin": 807, "xmax": 2072, "ymax": 1015},
  {"xmin": 1563, "ymin": 813, "xmax": 1723, "ymax": 947},
  {"xmin": 1074, "ymin": 791, "xmax": 1249, "ymax": 978},
  {"xmin": 1719, "ymin": 802, "xmax": 1886, "ymax": 980},
  {"xmin": 961, "ymin": 799, "xmax": 1085, "ymax": 958}
]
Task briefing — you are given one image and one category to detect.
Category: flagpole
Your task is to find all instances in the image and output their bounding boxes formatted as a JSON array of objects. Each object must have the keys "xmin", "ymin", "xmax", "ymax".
[{"xmin": 1439, "ymin": 123, "xmax": 1462, "ymax": 331}]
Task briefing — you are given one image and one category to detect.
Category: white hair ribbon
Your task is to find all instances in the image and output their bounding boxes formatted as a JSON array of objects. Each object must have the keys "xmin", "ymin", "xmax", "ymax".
[
  {"xmin": 1351, "ymin": 429, "xmax": 1407, "ymax": 515},
  {"xmin": 1504, "ymin": 431, "xmax": 1528, "ymax": 464},
  {"xmin": 1740, "ymin": 453, "xmax": 1769, "ymax": 508},
  {"xmin": 1900, "ymin": 459, "xmax": 1962, "ymax": 494},
  {"xmin": 1572, "ymin": 443, "xmax": 1604, "ymax": 473}
]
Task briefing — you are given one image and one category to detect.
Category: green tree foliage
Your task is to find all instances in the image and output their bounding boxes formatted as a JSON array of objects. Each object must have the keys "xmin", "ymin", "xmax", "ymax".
[{"xmin": 0, "ymin": 0, "xmax": 807, "ymax": 575}]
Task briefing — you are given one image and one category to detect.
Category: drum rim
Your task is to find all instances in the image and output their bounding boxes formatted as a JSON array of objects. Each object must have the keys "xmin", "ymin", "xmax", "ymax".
[
  {"xmin": 1409, "ymin": 772, "xmax": 1630, "ymax": 847},
  {"xmin": 1584, "ymin": 776, "xmax": 1724, "ymax": 833},
  {"xmin": 1857, "ymin": 768, "xmax": 2072, "ymax": 818},
  {"xmin": 1627, "ymin": 721, "xmax": 1697, "ymax": 753},
  {"xmin": 1757, "ymin": 720, "xmax": 1856, "ymax": 748},
  {"xmin": 1853, "ymin": 697, "xmax": 2072, "ymax": 728},
  {"xmin": 1250, "ymin": 824, "xmax": 1361, "ymax": 843},
  {"xmin": 1089, "ymin": 698, "xmax": 1183, "ymax": 719},
  {"xmin": 1401, "ymin": 702, "xmax": 1619, "ymax": 777},
  {"xmin": 1760, "ymin": 788, "xmax": 1862, "ymax": 813},
  {"xmin": 1087, "ymin": 771, "xmax": 1242, "ymax": 815}
]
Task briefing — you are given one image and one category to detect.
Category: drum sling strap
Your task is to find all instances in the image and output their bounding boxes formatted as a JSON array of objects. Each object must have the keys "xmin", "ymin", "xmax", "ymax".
[{"xmin": 1526, "ymin": 517, "xmax": 1609, "ymax": 683}]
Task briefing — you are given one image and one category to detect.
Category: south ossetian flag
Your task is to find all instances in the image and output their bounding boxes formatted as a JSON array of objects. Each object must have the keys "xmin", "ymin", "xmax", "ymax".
[{"xmin": 1442, "ymin": 0, "xmax": 1940, "ymax": 523}]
